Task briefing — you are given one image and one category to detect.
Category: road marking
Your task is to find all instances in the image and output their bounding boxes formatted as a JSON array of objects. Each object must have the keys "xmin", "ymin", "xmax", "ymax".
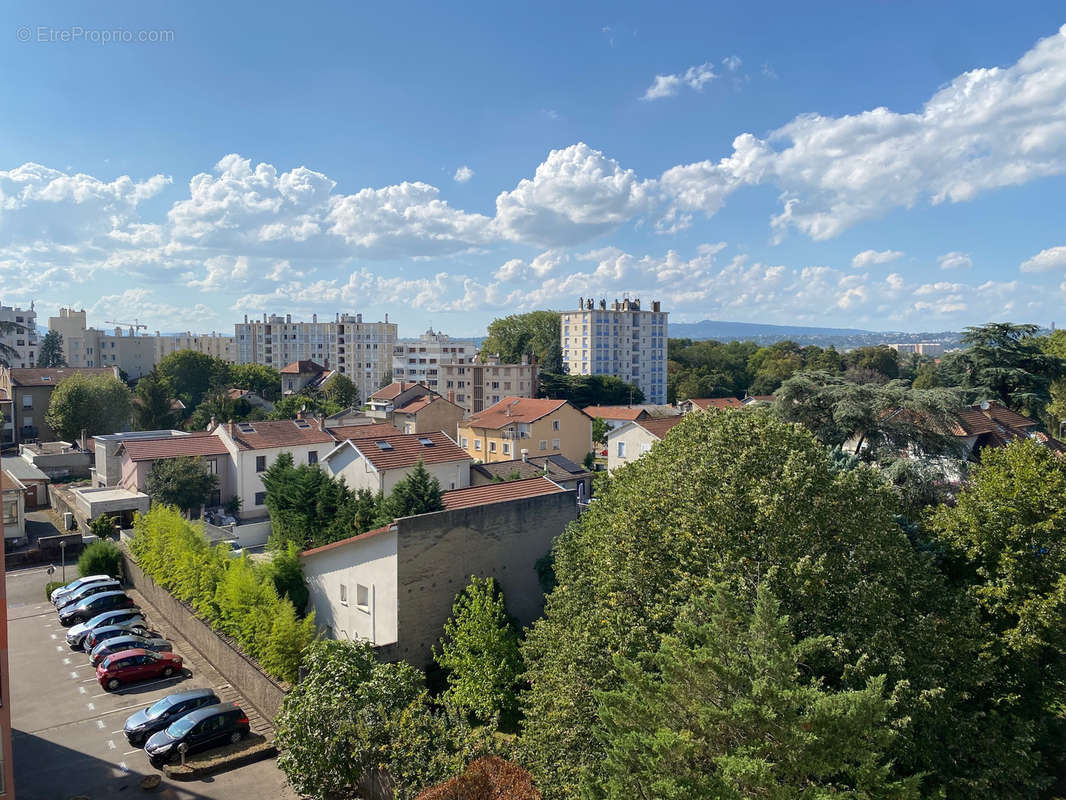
[
  {"xmin": 86, "ymin": 702, "xmax": 95, "ymax": 711},
  {"xmin": 82, "ymin": 677, "xmax": 98, "ymax": 682},
  {"xmin": 69, "ymin": 671, "xmax": 79, "ymax": 680},
  {"xmin": 111, "ymin": 729, "xmax": 124, "ymax": 734},
  {"xmin": 107, "ymin": 739, "xmax": 116, "ymax": 750},
  {"xmin": 91, "ymin": 675, "xmax": 182, "ymax": 698},
  {"xmin": 78, "ymin": 686, "xmax": 87, "ymax": 695},
  {"xmin": 63, "ymin": 657, "xmax": 70, "ymax": 665},
  {"xmin": 55, "ymin": 645, "xmax": 64, "ymax": 652},
  {"xmin": 118, "ymin": 761, "xmax": 129, "ymax": 773},
  {"xmin": 96, "ymin": 720, "xmax": 105, "ymax": 729},
  {"xmin": 122, "ymin": 749, "xmax": 139, "ymax": 755},
  {"xmin": 50, "ymin": 633, "xmax": 57, "ymax": 640}
]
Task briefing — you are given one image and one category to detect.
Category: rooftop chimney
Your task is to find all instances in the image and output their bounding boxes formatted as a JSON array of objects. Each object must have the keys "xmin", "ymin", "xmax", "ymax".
[
  {"xmin": 521, "ymin": 448, "xmax": 528, "ymax": 462},
  {"xmin": 208, "ymin": 414, "xmax": 217, "ymax": 431}
]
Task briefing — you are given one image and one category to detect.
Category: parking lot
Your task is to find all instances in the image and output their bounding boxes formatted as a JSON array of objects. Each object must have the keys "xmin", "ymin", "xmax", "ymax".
[{"xmin": 8, "ymin": 565, "xmax": 296, "ymax": 800}]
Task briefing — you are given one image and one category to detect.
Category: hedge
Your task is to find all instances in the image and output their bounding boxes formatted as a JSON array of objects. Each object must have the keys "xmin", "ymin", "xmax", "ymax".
[{"xmin": 128, "ymin": 506, "xmax": 316, "ymax": 683}]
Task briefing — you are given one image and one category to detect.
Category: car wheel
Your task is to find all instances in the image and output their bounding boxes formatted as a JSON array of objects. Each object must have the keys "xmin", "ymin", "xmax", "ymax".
[
  {"xmin": 106, "ymin": 678, "xmax": 120, "ymax": 691},
  {"xmin": 162, "ymin": 666, "xmax": 174, "ymax": 678},
  {"xmin": 229, "ymin": 730, "xmax": 242, "ymax": 744}
]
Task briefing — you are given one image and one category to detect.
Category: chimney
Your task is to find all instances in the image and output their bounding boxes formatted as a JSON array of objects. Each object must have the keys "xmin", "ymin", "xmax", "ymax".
[
  {"xmin": 312, "ymin": 313, "xmax": 317, "ymax": 323},
  {"xmin": 521, "ymin": 448, "xmax": 528, "ymax": 462},
  {"xmin": 208, "ymin": 414, "xmax": 217, "ymax": 431},
  {"xmin": 79, "ymin": 428, "xmax": 87, "ymax": 450}
]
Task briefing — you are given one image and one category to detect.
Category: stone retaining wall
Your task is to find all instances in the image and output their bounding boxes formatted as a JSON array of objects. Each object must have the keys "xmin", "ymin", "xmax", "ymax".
[{"xmin": 121, "ymin": 551, "xmax": 287, "ymax": 721}]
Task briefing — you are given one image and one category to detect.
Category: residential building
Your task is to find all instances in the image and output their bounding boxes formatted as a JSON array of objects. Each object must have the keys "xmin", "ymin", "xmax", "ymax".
[
  {"xmin": 608, "ymin": 415, "xmax": 684, "ymax": 472},
  {"xmin": 678, "ymin": 397, "xmax": 745, "ymax": 414},
  {"xmin": 391, "ymin": 328, "xmax": 477, "ymax": 391},
  {"xmin": 327, "ymin": 422, "xmax": 405, "ymax": 441},
  {"xmin": 113, "ymin": 434, "xmax": 233, "ymax": 508},
  {"xmin": 886, "ymin": 342, "xmax": 946, "ymax": 357},
  {"xmin": 322, "ymin": 430, "xmax": 472, "ymax": 495},
  {"xmin": 48, "ymin": 308, "xmax": 156, "ymax": 378},
  {"xmin": 91, "ymin": 429, "xmax": 194, "ymax": 487},
  {"xmin": 0, "ymin": 489, "xmax": 13, "ymax": 798},
  {"xmin": 561, "ymin": 297, "xmax": 668, "ymax": 405},
  {"xmin": 0, "ymin": 300, "xmax": 38, "ymax": 368},
  {"xmin": 156, "ymin": 331, "xmax": 237, "ymax": 362},
  {"xmin": 300, "ymin": 476, "xmax": 577, "ymax": 665},
  {"xmin": 582, "ymin": 405, "xmax": 652, "ymax": 435},
  {"xmin": 367, "ymin": 382, "xmax": 435, "ymax": 417},
  {"xmin": 390, "ymin": 395, "xmax": 465, "ymax": 439},
  {"xmin": 1, "ymin": 468, "xmax": 26, "ymax": 545},
  {"xmin": 225, "ymin": 388, "xmax": 274, "ymax": 412},
  {"xmin": 279, "ymin": 360, "xmax": 332, "ymax": 395},
  {"xmin": 456, "ymin": 397, "xmax": 592, "ymax": 466},
  {"xmin": 2, "ymin": 455, "xmax": 49, "ymax": 508},
  {"xmin": 234, "ymin": 312, "xmax": 397, "ymax": 404},
  {"xmin": 0, "ymin": 366, "xmax": 122, "ymax": 445},
  {"xmin": 470, "ymin": 452, "xmax": 593, "ymax": 503},
  {"xmin": 212, "ymin": 418, "xmax": 338, "ymax": 519},
  {"xmin": 439, "ymin": 354, "xmax": 538, "ymax": 414}
]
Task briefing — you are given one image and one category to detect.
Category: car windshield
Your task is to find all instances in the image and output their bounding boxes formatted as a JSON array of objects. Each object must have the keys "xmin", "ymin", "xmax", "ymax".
[
  {"xmin": 166, "ymin": 716, "xmax": 198, "ymax": 737},
  {"xmin": 145, "ymin": 696, "xmax": 178, "ymax": 720}
]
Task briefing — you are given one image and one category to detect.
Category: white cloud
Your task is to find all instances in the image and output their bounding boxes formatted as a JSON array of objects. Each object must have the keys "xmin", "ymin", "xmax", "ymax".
[
  {"xmin": 851, "ymin": 249, "xmax": 904, "ymax": 268},
  {"xmin": 938, "ymin": 251, "xmax": 973, "ymax": 270},
  {"xmin": 641, "ymin": 62, "xmax": 717, "ymax": 100},
  {"xmin": 453, "ymin": 165, "xmax": 474, "ymax": 183},
  {"xmin": 722, "ymin": 55, "xmax": 742, "ymax": 72},
  {"xmin": 188, "ymin": 255, "xmax": 250, "ymax": 289},
  {"xmin": 1020, "ymin": 245, "xmax": 1066, "ymax": 272}
]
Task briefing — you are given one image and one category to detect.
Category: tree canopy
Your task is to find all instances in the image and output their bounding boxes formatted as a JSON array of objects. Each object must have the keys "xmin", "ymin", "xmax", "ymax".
[
  {"xmin": 538, "ymin": 373, "xmax": 644, "ymax": 407},
  {"xmin": 133, "ymin": 369, "xmax": 179, "ymax": 431},
  {"xmin": 36, "ymin": 330, "xmax": 66, "ymax": 367},
  {"xmin": 144, "ymin": 456, "xmax": 219, "ymax": 514},
  {"xmin": 481, "ymin": 312, "xmax": 562, "ymax": 373},
  {"xmin": 321, "ymin": 372, "xmax": 359, "ymax": 409},
  {"xmin": 157, "ymin": 350, "xmax": 230, "ymax": 410},
  {"xmin": 229, "ymin": 362, "xmax": 283, "ymax": 402},
  {"xmin": 45, "ymin": 372, "xmax": 133, "ymax": 440}
]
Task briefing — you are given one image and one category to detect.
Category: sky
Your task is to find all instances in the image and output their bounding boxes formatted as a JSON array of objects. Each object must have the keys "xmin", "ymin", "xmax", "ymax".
[{"xmin": 0, "ymin": 2, "xmax": 1065, "ymax": 337}]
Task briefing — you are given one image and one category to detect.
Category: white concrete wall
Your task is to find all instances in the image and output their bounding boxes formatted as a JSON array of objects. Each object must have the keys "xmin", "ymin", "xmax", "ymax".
[
  {"xmin": 233, "ymin": 443, "xmax": 328, "ymax": 519},
  {"xmin": 607, "ymin": 424, "xmax": 660, "ymax": 472},
  {"xmin": 325, "ymin": 445, "xmax": 382, "ymax": 495},
  {"xmin": 381, "ymin": 459, "xmax": 470, "ymax": 494},
  {"xmin": 303, "ymin": 530, "xmax": 398, "ymax": 646}
]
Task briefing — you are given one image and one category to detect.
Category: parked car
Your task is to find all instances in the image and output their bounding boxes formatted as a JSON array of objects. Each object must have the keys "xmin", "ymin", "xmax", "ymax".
[
  {"xmin": 60, "ymin": 591, "xmax": 135, "ymax": 626},
  {"xmin": 54, "ymin": 579, "xmax": 121, "ymax": 611},
  {"xmin": 123, "ymin": 688, "xmax": 221, "ymax": 746},
  {"xmin": 97, "ymin": 648, "xmax": 184, "ymax": 691},
  {"xmin": 145, "ymin": 703, "xmax": 249, "ymax": 768},
  {"xmin": 90, "ymin": 635, "xmax": 172, "ymax": 666},
  {"xmin": 50, "ymin": 574, "xmax": 112, "ymax": 605},
  {"xmin": 82, "ymin": 622, "xmax": 151, "ymax": 653},
  {"xmin": 65, "ymin": 609, "xmax": 145, "ymax": 649}
]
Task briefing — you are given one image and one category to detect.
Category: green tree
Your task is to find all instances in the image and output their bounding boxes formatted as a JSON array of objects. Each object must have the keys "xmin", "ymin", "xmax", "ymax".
[
  {"xmin": 78, "ymin": 538, "xmax": 122, "ymax": 577},
  {"xmin": 593, "ymin": 581, "xmax": 917, "ymax": 800},
  {"xmin": 386, "ymin": 460, "xmax": 444, "ymax": 518},
  {"xmin": 260, "ymin": 599, "xmax": 317, "ymax": 683},
  {"xmin": 746, "ymin": 340, "xmax": 804, "ymax": 395},
  {"xmin": 269, "ymin": 392, "xmax": 341, "ymax": 420},
  {"xmin": 187, "ymin": 387, "xmax": 245, "ymax": 431},
  {"xmin": 1040, "ymin": 329, "xmax": 1066, "ymax": 431},
  {"xmin": 911, "ymin": 361, "xmax": 941, "ymax": 389},
  {"xmin": 36, "ymin": 330, "xmax": 66, "ymax": 367},
  {"xmin": 481, "ymin": 311, "xmax": 561, "ymax": 371},
  {"xmin": 844, "ymin": 345, "xmax": 900, "ymax": 380},
  {"xmin": 45, "ymin": 372, "xmax": 133, "ymax": 440},
  {"xmin": 321, "ymin": 373, "xmax": 359, "ymax": 408},
  {"xmin": 133, "ymin": 369, "xmax": 178, "ymax": 430},
  {"xmin": 89, "ymin": 514, "xmax": 117, "ymax": 540},
  {"xmin": 157, "ymin": 350, "xmax": 230, "ymax": 409},
  {"xmin": 261, "ymin": 453, "xmax": 355, "ymax": 549},
  {"xmin": 538, "ymin": 374, "xmax": 643, "ymax": 407},
  {"xmin": 591, "ymin": 417, "xmax": 609, "ymax": 444},
  {"xmin": 264, "ymin": 542, "xmax": 310, "ymax": 612},
  {"xmin": 436, "ymin": 576, "xmax": 523, "ymax": 725},
  {"xmin": 144, "ymin": 456, "xmax": 219, "ymax": 514},
  {"xmin": 229, "ymin": 362, "xmax": 283, "ymax": 402}
]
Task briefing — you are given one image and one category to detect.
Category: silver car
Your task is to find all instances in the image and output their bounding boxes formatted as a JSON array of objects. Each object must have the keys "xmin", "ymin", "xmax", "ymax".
[
  {"xmin": 90, "ymin": 635, "xmax": 173, "ymax": 666},
  {"xmin": 65, "ymin": 609, "xmax": 146, "ymax": 649},
  {"xmin": 51, "ymin": 575, "xmax": 113, "ymax": 606}
]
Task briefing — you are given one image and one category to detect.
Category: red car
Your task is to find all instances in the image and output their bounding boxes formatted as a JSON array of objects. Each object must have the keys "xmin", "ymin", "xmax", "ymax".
[{"xmin": 96, "ymin": 648, "xmax": 184, "ymax": 691}]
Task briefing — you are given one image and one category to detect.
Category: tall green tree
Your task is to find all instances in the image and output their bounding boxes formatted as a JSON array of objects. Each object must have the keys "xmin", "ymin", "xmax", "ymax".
[
  {"xmin": 591, "ymin": 417, "xmax": 610, "ymax": 444},
  {"xmin": 144, "ymin": 456, "xmax": 219, "ymax": 514},
  {"xmin": 45, "ymin": 372, "xmax": 133, "ymax": 440},
  {"xmin": 36, "ymin": 330, "xmax": 66, "ymax": 367},
  {"xmin": 436, "ymin": 576, "xmax": 523, "ymax": 725},
  {"xmin": 593, "ymin": 581, "xmax": 917, "ymax": 800},
  {"xmin": 157, "ymin": 350, "xmax": 230, "ymax": 410},
  {"xmin": 269, "ymin": 392, "xmax": 341, "ymax": 420},
  {"xmin": 1040, "ymin": 329, "xmax": 1066, "ymax": 431},
  {"xmin": 229, "ymin": 362, "xmax": 283, "ymax": 402},
  {"xmin": 386, "ymin": 460, "xmax": 445, "ymax": 518},
  {"xmin": 321, "ymin": 372, "xmax": 359, "ymax": 408},
  {"xmin": 481, "ymin": 311, "xmax": 562, "ymax": 371},
  {"xmin": 133, "ymin": 369, "xmax": 178, "ymax": 430},
  {"xmin": 538, "ymin": 373, "xmax": 643, "ymax": 406},
  {"xmin": 261, "ymin": 453, "xmax": 355, "ymax": 549},
  {"xmin": 844, "ymin": 345, "xmax": 900, "ymax": 381}
]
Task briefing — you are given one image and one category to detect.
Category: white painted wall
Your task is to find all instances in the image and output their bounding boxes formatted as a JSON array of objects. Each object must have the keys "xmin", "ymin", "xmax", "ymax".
[
  {"xmin": 303, "ymin": 530, "xmax": 398, "ymax": 646},
  {"xmin": 381, "ymin": 459, "xmax": 471, "ymax": 494},
  {"xmin": 325, "ymin": 442, "xmax": 472, "ymax": 495},
  {"xmin": 324, "ymin": 445, "xmax": 382, "ymax": 494},
  {"xmin": 228, "ymin": 443, "xmax": 327, "ymax": 519},
  {"xmin": 607, "ymin": 423, "xmax": 660, "ymax": 472}
]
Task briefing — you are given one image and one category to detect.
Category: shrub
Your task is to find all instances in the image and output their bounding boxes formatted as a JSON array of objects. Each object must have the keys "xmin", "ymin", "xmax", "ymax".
[
  {"xmin": 89, "ymin": 514, "xmax": 116, "ymax": 540},
  {"xmin": 44, "ymin": 580, "xmax": 65, "ymax": 601},
  {"xmin": 78, "ymin": 539, "xmax": 123, "ymax": 578}
]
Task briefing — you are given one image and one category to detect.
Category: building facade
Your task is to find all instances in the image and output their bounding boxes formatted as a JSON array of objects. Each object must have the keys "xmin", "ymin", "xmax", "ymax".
[
  {"xmin": 391, "ymin": 328, "xmax": 477, "ymax": 391},
  {"xmin": 156, "ymin": 331, "xmax": 237, "ymax": 362},
  {"xmin": 560, "ymin": 297, "xmax": 668, "ymax": 405},
  {"xmin": 234, "ymin": 313, "xmax": 397, "ymax": 404},
  {"xmin": 0, "ymin": 366, "xmax": 122, "ymax": 445},
  {"xmin": 439, "ymin": 355, "xmax": 538, "ymax": 414},
  {"xmin": 607, "ymin": 416, "xmax": 684, "ymax": 472},
  {"xmin": 456, "ymin": 397, "xmax": 593, "ymax": 466},
  {"xmin": 48, "ymin": 309, "xmax": 156, "ymax": 378},
  {"xmin": 0, "ymin": 301, "xmax": 38, "ymax": 368}
]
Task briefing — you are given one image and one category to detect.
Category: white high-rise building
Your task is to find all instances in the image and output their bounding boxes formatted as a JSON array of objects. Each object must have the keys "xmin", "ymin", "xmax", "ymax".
[
  {"xmin": 0, "ymin": 302, "xmax": 38, "ymax": 368},
  {"xmin": 560, "ymin": 297, "xmax": 668, "ymax": 405},
  {"xmin": 391, "ymin": 328, "xmax": 478, "ymax": 391},
  {"xmin": 234, "ymin": 312, "xmax": 397, "ymax": 403}
]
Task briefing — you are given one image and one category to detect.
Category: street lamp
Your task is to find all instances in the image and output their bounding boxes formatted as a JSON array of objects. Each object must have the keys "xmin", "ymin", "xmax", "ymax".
[{"xmin": 59, "ymin": 540, "xmax": 67, "ymax": 583}]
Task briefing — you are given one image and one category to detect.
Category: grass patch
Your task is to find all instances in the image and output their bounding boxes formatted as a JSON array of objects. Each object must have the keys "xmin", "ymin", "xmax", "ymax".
[{"xmin": 162, "ymin": 733, "xmax": 275, "ymax": 780}]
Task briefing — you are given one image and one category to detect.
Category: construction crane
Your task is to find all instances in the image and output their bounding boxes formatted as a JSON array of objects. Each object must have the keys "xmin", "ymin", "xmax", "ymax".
[{"xmin": 105, "ymin": 319, "xmax": 148, "ymax": 337}]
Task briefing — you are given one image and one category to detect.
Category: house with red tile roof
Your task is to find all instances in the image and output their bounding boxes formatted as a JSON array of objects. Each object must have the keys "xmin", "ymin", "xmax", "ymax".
[
  {"xmin": 607, "ymin": 415, "xmax": 685, "ymax": 472},
  {"xmin": 321, "ymin": 430, "xmax": 473, "ymax": 495},
  {"xmin": 456, "ymin": 397, "xmax": 592, "ymax": 466},
  {"xmin": 299, "ymin": 474, "xmax": 577, "ymax": 665},
  {"xmin": 279, "ymin": 360, "xmax": 333, "ymax": 395},
  {"xmin": 390, "ymin": 394, "xmax": 465, "ymax": 439},
  {"xmin": 113, "ymin": 434, "xmax": 233, "ymax": 504},
  {"xmin": 367, "ymin": 381, "xmax": 435, "ymax": 416}
]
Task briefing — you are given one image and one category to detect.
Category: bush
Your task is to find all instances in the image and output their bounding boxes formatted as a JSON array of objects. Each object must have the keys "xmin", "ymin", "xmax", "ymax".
[
  {"xmin": 89, "ymin": 514, "xmax": 116, "ymax": 540},
  {"xmin": 129, "ymin": 506, "xmax": 316, "ymax": 683},
  {"xmin": 78, "ymin": 539, "xmax": 123, "ymax": 578},
  {"xmin": 44, "ymin": 580, "xmax": 65, "ymax": 601}
]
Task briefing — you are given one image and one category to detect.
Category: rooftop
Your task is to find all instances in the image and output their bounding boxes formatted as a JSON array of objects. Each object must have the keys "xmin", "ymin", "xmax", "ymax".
[
  {"xmin": 441, "ymin": 476, "xmax": 566, "ymax": 510},
  {"xmin": 686, "ymin": 397, "xmax": 745, "ymax": 410},
  {"xmin": 119, "ymin": 435, "xmax": 231, "ymax": 462},
  {"xmin": 466, "ymin": 397, "xmax": 576, "ymax": 429},
  {"xmin": 222, "ymin": 419, "xmax": 336, "ymax": 450},
  {"xmin": 370, "ymin": 381, "xmax": 432, "ymax": 401},
  {"xmin": 471, "ymin": 454, "xmax": 591, "ymax": 483},
  {"xmin": 1, "ymin": 456, "xmax": 49, "ymax": 482},
  {"xmin": 279, "ymin": 359, "xmax": 326, "ymax": 375},
  {"xmin": 300, "ymin": 523, "xmax": 396, "ymax": 558},
  {"xmin": 0, "ymin": 469, "xmax": 22, "ymax": 493},
  {"xmin": 635, "ymin": 416, "xmax": 685, "ymax": 439},
  {"xmin": 328, "ymin": 422, "xmax": 404, "ymax": 441},
  {"xmin": 327, "ymin": 430, "xmax": 471, "ymax": 472},
  {"xmin": 6, "ymin": 367, "xmax": 118, "ymax": 387},
  {"xmin": 582, "ymin": 405, "xmax": 650, "ymax": 421}
]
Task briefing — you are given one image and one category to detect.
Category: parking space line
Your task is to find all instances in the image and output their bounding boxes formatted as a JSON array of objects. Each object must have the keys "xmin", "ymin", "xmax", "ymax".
[
  {"xmin": 107, "ymin": 739, "xmax": 116, "ymax": 750},
  {"xmin": 122, "ymin": 748, "xmax": 139, "ymax": 755},
  {"xmin": 91, "ymin": 675, "xmax": 185, "ymax": 698},
  {"xmin": 78, "ymin": 686, "xmax": 87, "ymax": 694}
]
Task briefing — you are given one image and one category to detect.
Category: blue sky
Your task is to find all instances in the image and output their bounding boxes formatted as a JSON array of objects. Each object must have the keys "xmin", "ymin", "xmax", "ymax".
[{"xmin": 0, "ymin": 2, "xmax": 1064, "ymax": 336}]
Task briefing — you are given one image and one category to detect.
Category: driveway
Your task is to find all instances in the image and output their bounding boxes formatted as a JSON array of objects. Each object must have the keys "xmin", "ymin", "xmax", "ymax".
[{"xmin": 7, "ymin": 564, "xmax": 297, "ymax": 800}]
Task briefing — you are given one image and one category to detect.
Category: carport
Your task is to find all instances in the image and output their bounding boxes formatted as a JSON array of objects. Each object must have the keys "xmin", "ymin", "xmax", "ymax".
[{"xmin": 69, "ymin": 487, "xmax": 150, "ymax": 529}]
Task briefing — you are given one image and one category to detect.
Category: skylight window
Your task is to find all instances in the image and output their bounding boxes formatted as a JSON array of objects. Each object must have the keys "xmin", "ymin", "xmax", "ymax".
[
  {"xmin": 237, "ymin": 423, "xmax": 255, "ymax": 433},
  {"xmin": 294, "ymin": 419, "xmax": 311, "ymax": 429},
  {"xmin": 419, "ymin": 437, "xmax": 434, "ymax": 447},
  {"xmin": 376, "ymin": 441, "xmax": 393, "ymax": 450}
]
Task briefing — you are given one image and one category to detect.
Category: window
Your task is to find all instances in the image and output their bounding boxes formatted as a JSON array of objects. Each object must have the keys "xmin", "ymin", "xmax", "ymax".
[
  {"xmin": 617, "ymin": 441, "xmax": 626, "ymax": 458},
  {"xmin": 489, "ymin": 441, "xmax": 497, "ymax": 453},
  {"xmin": 205, "ymin": 458, "xmax": 218, "ymax": 475},
  {"xmin": 308, "ymin": 451, "xmax": 318, "ymax": 465},
  {"xmin": 502, "ymin": 442, "xmax": 511, "ymax": 455},
  {"xmin": 254, "ymin": 491, "xmax": 266, "ymax": 505},
  {"xmin": 356, "ymin": 584, "xmax": 370, "ymax": 610},
  {"xmin": 552, "ymin": 420, "xmax": 560, "ymax": 431},
  {"xmin": 339, "ymin": 584, "xmax": 348, "ymax": 605},
  {"xmin": 474, "ymin": 440, "xmax": 481, "ymax": 451},
  {"xmin": 460, "ymin": 437, "xmax": 468, "ymax": 448},
  {"xmin": 21, "ymin": 395, "xmax": 31, "ymax": 408},
  {"xmin": 255, "ymin": 455, "xmax": 267, "ymax": 472},
  {"xmin": 640, "ymin": 442, "xmax": 652, "ymax": 454},
  {"xmin": 539, "ymin": 440, "xmax": 547, "ymax": 451}
]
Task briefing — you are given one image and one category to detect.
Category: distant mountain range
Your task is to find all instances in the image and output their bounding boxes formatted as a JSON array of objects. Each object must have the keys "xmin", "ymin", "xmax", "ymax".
[{"xmin": 670, "ymin": 319, "xmax": 963, "ymax": 348}]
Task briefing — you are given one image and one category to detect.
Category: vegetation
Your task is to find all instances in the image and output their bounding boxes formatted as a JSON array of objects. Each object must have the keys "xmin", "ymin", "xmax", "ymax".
[
  {"xmin": 229, "ymin": 362, "xmax": 283, "ymax": 402},
  {"xmin": 44, "ymin": 581, "xmax": 65, "ymax": 600},
  {"xmin": 590, "ymin": 417, "xmax": 609, "ymax": 445},
  {"xmin": 144, "ymin": 456, "xmax": 219, "ymax": 515},
  {"xmin": 78, "ymin": 539, "xmax": 123, "ymax": 578},
  {"xmin": 89, "ymin": 514, "xmax": 117, "ymax": 540},
  {"xmin": 157, "ymin": 350, "xmax": 231, "ymax": 410},
  {"xmin": 385, "ymin": 461, "xmax": 445, "ymax": 519},
  {"xmin": 45, "ymin": 372, "xmax": 133, "ymax": 440},
  {"xmin": 36, "ymin": 330, "xmax": 66, "ymax": 367},
  {"xmin": 129, "ymin": 506, "xmax": 316, "ymax": 683},
  {"xmin": 133, "ymin": 369, "xmax": 179, "ymax": 430},
  {"xmin": 481, "ymin": 311, "xmax": 562, "ymax": 373},
  {"xmin": 415, "ymin": 757, "xmax": 541, "ymax": 800},
  {"xmin": 538, "ymin": 373, "xmax": 644, "ymax": 407},
  {"xmin": 269, "ymin": 392, "xmax": 342, "ymax": 421},
  {"xmin": 321, "ymin": 372, "xmax": 359, "ymax": 408}
]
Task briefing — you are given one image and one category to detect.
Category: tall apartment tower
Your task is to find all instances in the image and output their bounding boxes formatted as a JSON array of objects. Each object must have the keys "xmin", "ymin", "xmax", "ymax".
[
  {"xmin": 392, "ymin": 328, "xmax": 478, "ymax": 391},
  {"xmin": 234, "ymin": 312, "xmax": 397, "ymax": 403},
  {"xmin": 48, "ymin": 308, "xmax": 156, "ymax": 378},
  {"xmin": 0, "ymin": 301, "xmax": 38, "ymax": 367},
  {"xmin": 560, "ymin": 297, "xmax": 668, "ymax": 405}
]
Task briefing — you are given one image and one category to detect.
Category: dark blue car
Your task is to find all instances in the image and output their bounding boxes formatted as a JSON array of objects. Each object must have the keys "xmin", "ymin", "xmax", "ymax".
[
  {"xmin": 145, "ymin": 703, "xmax": 249, "ymax": 767},
  {"xmin": 123, "ymin": 688, "xmax": 221, "ymax": 746}
]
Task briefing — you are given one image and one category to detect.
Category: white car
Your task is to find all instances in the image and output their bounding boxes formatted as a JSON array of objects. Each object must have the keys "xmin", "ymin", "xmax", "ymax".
[{"xmin": 51, "ymin": 575, "xmax": 112, "ymax": 606}]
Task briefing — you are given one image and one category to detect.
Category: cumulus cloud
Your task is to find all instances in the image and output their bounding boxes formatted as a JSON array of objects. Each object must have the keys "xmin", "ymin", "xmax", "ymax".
[
  {"xmin": 1020, "ymin": 245, "xmax": 1066, "ymax": 271},
  {"xmin": 938, "ymin": 251, "xmax": 973, "ymax": 270},
  {"xmin": 453, "ymin": 165, "xmax": 474, "ymax": 183},
  {"xmin": 852, "ymin": 249, "xmax": 904, "ymax": 268},
  {"xmin": 641, "ymin": 62, "xmax": 717, "ymax": 100},
  {"xmin": 722, "ymin": 55, "xmax": 742, "ymax": 72}
]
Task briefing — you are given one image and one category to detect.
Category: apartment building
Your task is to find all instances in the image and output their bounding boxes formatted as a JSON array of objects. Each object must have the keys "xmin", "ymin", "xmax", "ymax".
[
  {"xmin": 48, "ymin": 309, "xmax": 156, "ymax": 379},
  {"xmin": 560, "ymin": 297, "xmax": 668, "ymax": 405},
  {"xmin": 0, "ymin": 366, "xmax": 122, "ymax": 445},
  {"xmin": 439, "ymin": 354, "xmax": 538, "ymax": 414},
  {"xmin": 886, "ymin": 342, "xmax": 946, "ymax": 357},
  {"xmin": 391, "ymin": 328, "xmax": 477, "ymax": 391},
  {"xmin": 0, "ymin": 301, "xmax": 38, "ymax": 368},
  {"xmin": 156, "ymin": 331, "xmax": 237, "ymax": 362},
  {"xmin": 457, "ymin": 397, "xmax": 592, "ymax": 466},
  {"xmin": 235, "ymin": 312, "xmax": 397, "ymax": 404}
]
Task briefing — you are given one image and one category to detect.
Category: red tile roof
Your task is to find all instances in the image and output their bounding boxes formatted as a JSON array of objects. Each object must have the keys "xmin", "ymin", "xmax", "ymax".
[
  {"xmin": 582, "ymin": 405, "xmax": 650, "ymax": 421},
  {"xmin": 328, "ymin": 422, "xmax": 403, "ymax": 441},
  {"xmin": 467, "ymin": 397, "xmax": 579, "ymax": 430},
  {"xmin": 300, "ymin": 523, "xmax": 395, "ymax": 558},
  {"xmin": 688, "ymin": 397, "xmax": 744, "ymax": 410},
  {"xmin": 332, "ymin": 431, "xmax": 471, "ymax": 471},
  {"xmin": 279, "ymin": 360, "xmax": 326, "ymax": 375},
  {"xmin": 225, "ymin": 419, "xmax": 336, "ymax": 450},
  {"xmin": 8, "ymin": 367, "xmax": 118, "ymax": 387},
  {"xmin": 441, "ymin": 476, "xmax": 566, "ymax": 510},
  {"xmin": 370, "ymin": 381, "xmax": 431, "ymax": 401},
  {"xmin": 226, "ymin": 388, "xmax": 250, "ymax": 400},
  {"xmin": 636, "ymin": 416, "xmax": 685, "ymax": 439},
  {"xmin": 119, "ymin": 435, "xmax": 231, "ymax": 462}
]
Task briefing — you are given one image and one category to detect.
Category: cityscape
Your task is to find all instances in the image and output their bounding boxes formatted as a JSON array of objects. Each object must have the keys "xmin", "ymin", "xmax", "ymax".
[{"xmin": 2, "ymin": 4, "xmax": 1066, "ymax": 800}]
